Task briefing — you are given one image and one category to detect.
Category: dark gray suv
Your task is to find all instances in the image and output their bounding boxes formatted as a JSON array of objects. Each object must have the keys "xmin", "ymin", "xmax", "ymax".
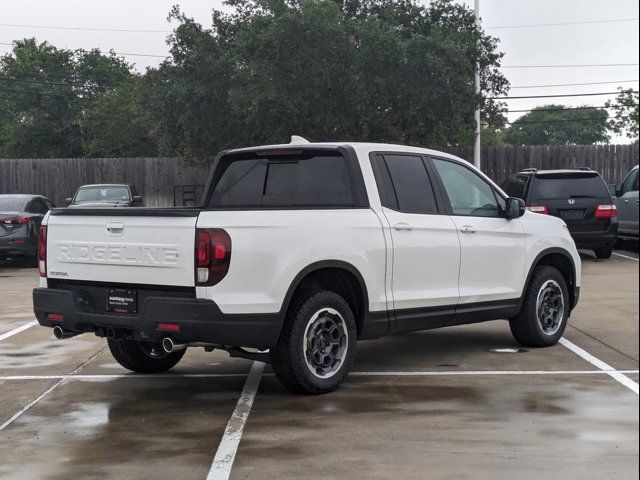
[
  {"xmin": 611, "ymin": 166, "xmax": 639, "ymax": 242},
  {"xmin": 0, "ymin": 195, "xmax": 54, "ymax": 263}
]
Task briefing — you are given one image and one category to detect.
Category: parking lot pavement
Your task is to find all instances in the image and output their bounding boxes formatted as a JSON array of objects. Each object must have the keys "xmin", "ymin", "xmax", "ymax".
[{"xmin": 0, "ymin": 251, "xmax": 638, "ymax": 479}]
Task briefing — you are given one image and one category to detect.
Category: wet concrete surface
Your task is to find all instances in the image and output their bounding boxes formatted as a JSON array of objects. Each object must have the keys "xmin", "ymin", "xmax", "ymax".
[{"xmin": 0, "ymin": 250, "xmax": 638, "ymax": 479}]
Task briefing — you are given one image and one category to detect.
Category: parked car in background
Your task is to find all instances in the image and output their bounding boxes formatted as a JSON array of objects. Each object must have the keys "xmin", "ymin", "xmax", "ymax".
[
  {"xmin": 502, "ymin": 168, "xmax": 618, "ymax": 259},
  {"xmin": 0, "ymin": 194, "xmax": 54, "ymax": 263},
  {"xmin": 610, "ymin": 166, "xmax": 639, "ymax": 243},
  {"xmin": 67, "ymin": 184, "xmax": 142, "ymax": 208}
]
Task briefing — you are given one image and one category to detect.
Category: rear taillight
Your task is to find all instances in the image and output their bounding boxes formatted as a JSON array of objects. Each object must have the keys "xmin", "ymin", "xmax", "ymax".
[
  {"xmin": 195, "ymin": 228, "xmax": 231, "ymax": 286},
  {"xmin": 38, "ymin": 225, "xmax": 47, "ymax": 277},
  {"xmin": 1, "ymin": 216, "xmax": 31, "ymax": 225},
  {"xmin": 595, "ymin": 204, "xmax": 617, "ymax": 218},
  {"xmin": 526, "ymin": 205, "xmax": 548, "ymax": 214}
]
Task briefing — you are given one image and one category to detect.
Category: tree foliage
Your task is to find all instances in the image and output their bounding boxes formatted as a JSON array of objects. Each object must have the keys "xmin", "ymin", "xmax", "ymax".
[
  {"xmin": 606, "ymin": 88, "xmax": 639, "ymax": 141},
  {"xmin": 1, "ymin": 0, "xmax": 509, "ymax": 160},
  {"xmin": 0, "ymin": 38, "xmax": 144, "ymax": 158},
  {"xmin": 504, "ymin": 105, "xmax": 609, "ymax": 146},
  {"xmin": 144, "ymin": 0, "xmax": 509, "ymax": 162}
]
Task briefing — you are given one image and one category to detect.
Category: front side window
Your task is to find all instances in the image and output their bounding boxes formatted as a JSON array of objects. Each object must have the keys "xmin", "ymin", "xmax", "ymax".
[
  {"xmin": 208, "ymin": 151, "xmax": 355, "ymax": 208},
  {"xmin": 431, "ymin": 158, "xmax": 501, "ymax": 217}
]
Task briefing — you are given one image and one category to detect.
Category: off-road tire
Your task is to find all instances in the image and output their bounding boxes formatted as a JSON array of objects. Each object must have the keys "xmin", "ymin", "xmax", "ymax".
[
  {"xmin": 270, "ymin": 290, "xmax": 357, "ymax": 395},
  {"xmin": 509, "ymin": 265, "xmax": 569, "ymax": 347},
  {"xmin": 108, "ymin": 338, "xmax": 185, "ymax": 373}
]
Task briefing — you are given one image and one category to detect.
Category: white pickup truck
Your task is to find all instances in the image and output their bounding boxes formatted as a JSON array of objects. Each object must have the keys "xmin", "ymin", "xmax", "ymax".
[{"xmin": 34, "ymin": 140, "xmax": 581, "ymax": 394}]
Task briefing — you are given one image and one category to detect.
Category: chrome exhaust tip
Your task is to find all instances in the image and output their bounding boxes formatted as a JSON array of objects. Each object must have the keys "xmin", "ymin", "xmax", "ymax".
[
  {"xmin": 53, "ymin": 325, "xmax": 79, "ymax": 339},
  {"xmin": 162, "ymin": 336, "xmax": 188, "ymax": 353}
]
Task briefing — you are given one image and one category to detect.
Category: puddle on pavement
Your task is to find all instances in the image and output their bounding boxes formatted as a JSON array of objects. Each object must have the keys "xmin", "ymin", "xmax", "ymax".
[{"xmin": 0, "ymin": 338, "xmax": 99, "ymax": 369}]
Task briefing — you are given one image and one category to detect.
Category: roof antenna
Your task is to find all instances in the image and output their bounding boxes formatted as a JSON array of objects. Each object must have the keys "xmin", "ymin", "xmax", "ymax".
[{"xmin": 290, "ymin": 135, "xmax": 310, "ymax": 144}]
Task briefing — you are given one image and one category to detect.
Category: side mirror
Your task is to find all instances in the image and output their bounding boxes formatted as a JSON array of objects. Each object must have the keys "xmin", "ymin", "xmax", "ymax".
[
  {"xmin": 65, "ymin": 197, "xmax": 72, "ymax": 204},
  {"xmin": 506, "ymin": 197, "xmax": 526, "ymax": 219},
  {"xmin": 132, "ymin": 195, "xmax": 142, "ymax": 203},
  {"xmin": 607, "ymin": 184, "xmax": 618, "ymax": 197}
]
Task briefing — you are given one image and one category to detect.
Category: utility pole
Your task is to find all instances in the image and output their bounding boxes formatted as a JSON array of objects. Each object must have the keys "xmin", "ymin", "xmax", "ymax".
[{"xmin": 473, "ymin": 0, "xmax": 481, "ymax": 169}]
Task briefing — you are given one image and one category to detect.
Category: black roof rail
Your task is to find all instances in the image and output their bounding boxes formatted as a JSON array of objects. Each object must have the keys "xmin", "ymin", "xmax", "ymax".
[
  {"xmin": 575, "ymin": 166, "xmax": 593, "ymax": 171},
  {"xmin": 520, "ymin": 168, "xmax": 537, "ymax": 173}
]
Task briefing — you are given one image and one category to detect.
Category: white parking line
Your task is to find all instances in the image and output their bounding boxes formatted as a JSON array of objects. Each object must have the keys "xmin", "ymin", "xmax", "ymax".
[
  {"xmin": 1, "ymin": 369, "xmax": 638, "ymax": 381},
  {"xmin": 0, "ymin": 348, "xmax": 105, "ymax": 432},
  {"xmin": 207, "ymin": 361, "xmax": 265, "ymax": 480},
  {"xmin": 0, "ymin": 320, "xmax": 37, "ymax": 342},
  {"xmin": 560, "ymin": 338, "xmax": 639, "ymax": 395},
  {"xmin": 612, "ymin": 252, "xmax": 639, "ymax": 262}
]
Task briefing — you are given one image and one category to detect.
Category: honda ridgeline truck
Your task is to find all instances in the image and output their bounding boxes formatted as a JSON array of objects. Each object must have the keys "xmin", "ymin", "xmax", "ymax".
[{"xmin": 33, "ymin": 140, "xmax": 581, "ymax": 394}]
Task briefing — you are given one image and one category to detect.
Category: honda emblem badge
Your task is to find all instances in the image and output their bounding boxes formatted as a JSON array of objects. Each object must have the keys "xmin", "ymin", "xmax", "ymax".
[{"xmin": 568, "ymin": 199, "xmax": 576, "ymax": 205}]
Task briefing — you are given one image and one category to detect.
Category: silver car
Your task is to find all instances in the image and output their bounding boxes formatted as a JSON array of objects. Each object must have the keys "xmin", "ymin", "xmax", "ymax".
[{"xmin": 612, "ymin": 166, "xmax": 639, "ymax": 241}]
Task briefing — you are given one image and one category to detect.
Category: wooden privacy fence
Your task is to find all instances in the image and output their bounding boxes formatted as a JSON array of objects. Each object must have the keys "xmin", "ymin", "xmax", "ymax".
[{"xmin": 1, "ymin": 145, "xmax": 638, "ymax": 207}]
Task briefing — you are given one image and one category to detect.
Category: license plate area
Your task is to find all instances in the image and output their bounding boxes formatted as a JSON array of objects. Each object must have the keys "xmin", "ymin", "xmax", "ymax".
[
  {"xmin": 559, "ymin": 209, "xmax": 585, "ymax": 220},
  {"xmin": 106, "ymin": 288, "xmax": 137, "ymax": 314}
]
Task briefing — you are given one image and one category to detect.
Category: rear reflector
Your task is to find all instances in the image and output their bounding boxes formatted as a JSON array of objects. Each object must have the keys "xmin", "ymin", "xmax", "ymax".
[
  {"xmin": 38, "ymin": 225, "xmax": 47, "ymax": 277},
  {"xmin": 595, "ymin": 204, "xmax": 618, "ymax": 218},
  {"xmin": 47, "ymin": 313, "xmax": 64, "ymax": 321},
  {"xmin": 157, "ymin": 323, "xmax": 180, "ymax": 332},
  {"xmin": 194, "ymin": 228, "xmax": 231, "ymax": 287},
  {"xmin": 526, "ymin": 205, "xmax": 548, "ymax": 214}
]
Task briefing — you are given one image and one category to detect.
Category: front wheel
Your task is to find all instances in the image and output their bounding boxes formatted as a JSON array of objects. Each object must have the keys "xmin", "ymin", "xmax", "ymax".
[
  {"xmin": 108, "ymin": 338, "xmax": 186, "ymax": 373},
  {"xmin": 509, "ymin": 265, "xmax": 569, "ymax": 347},
  {"xmin": 270, "ymin": 291, "xmax": 357, "ymax": 395}
]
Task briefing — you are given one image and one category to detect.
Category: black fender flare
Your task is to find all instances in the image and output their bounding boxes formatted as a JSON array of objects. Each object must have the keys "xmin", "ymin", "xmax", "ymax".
[{"xmin": 520, "ymin": 247, "xmax": 578, "ymax": 311}]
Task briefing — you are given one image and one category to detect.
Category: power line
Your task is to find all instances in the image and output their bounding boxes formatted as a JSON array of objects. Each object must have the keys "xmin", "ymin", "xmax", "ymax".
[
  {"xmin": 0, "ymin": 75, "xmax": 91, "ymax": 88},
  {"xmin": 506, "ymin": 106, "xmax": 622, "ymax": 114},
  {"xmin": 507, "ymin": 116, "xmax": 629, "ymax": 126},
  {"xmin": 491, "ymin": 91, "xmax": 637, "ymax": 100},
  {"xmin": 510, "ymin": 79, "xmax": 639, "ymax": 89},
  {"xmin": 502, "ymin": 63, "xmax": 639, "ymax": 69},
  {"xmin": 0, "ymin": 41, "xmax": 167, "ymax": 58},
  {"xmin": 487, "ymin": 18, "xmax": 639, "ymax": 29},
  {"xmin": 0, "ymin": 23, "xmax": 170, "ymax": 33},
  {"xmin": 0, "ymin": 87, "xmax": 86, "ymax": 99}
]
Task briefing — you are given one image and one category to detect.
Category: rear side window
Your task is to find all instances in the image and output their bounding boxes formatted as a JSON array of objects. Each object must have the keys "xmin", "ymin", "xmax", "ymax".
[
  {"xmin": 371, "ymin": 154, "xmax": 438, "ymax": 214},
  {"xmin": 208, "ymin": 151, "xmax": 356, "ymax": 208},
  {"xmin": 502, "ymin": 175, "xmax": 529, "ymax": 199},
  {"xmin": 531, "ymin": 173, "xmax": 610, "ymax": 200}
]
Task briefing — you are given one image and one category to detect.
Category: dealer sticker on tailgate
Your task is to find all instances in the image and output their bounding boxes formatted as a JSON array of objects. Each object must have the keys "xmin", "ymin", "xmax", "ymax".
[{"xmin": 106, "ymin": 289, "xmax": 137, "ymax": 314}]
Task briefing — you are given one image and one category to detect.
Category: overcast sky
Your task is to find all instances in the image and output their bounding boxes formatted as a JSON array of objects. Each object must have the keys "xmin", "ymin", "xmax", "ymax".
[{"xmin": 1, "ymin": 0, "xmax": 638, "ymax": 143}]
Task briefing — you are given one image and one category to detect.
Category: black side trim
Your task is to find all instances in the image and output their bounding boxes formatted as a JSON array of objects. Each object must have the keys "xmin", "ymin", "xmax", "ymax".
[
  {"xmin": 393, "ymin": 299, "xmax": 520, "ymax": 334},
  {"xmin": 50, "ymin": 207, "xmax": 200, "ymax": 217}
]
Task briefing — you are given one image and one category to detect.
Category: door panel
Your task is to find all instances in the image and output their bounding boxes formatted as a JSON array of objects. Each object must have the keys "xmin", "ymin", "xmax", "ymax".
[
  {"xmin": 383, "ymin": 207, "xmax": 461, "ymax": 312},
  {"xmin": 448, "ymin": 216, "xmax": 526, "ymax": 304}
]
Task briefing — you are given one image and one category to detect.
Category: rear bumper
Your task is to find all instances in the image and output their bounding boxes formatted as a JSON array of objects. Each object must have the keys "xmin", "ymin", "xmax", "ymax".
[
  {"xmin": 569, "ymin": 223, "xmax": 618, "ymax": 249},
  {"xmin": 33, "ymin": 287, "xmax": 283, "ymax": 349},
  {"xmin": 0, "ymin": 236, "xmax": 35, "ymax": 257}
]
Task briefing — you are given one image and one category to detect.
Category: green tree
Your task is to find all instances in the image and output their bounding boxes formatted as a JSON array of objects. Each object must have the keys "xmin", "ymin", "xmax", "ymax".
[
  {"xmin": 143, "ymin": 0, "xmax": 508, "ymax": 162},
  {"xmin": 504, "ymin": 105, "xmax": 609, "ymax": 146},
  {"xmin": 606, "ymin": 88, "xmax": 639, "ymax": 141},
  {"xmin": 0, "ymin": 38, "xmax": 138, "ymax": 158}
]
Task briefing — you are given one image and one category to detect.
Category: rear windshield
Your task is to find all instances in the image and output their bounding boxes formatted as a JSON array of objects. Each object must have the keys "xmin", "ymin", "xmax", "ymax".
[
  {"xmin": 208, "ymin": 151, "xmax": 356, "ymax": 208},
  {"xmin": 501, "ymin": 175, "xmax": 530, "ymax": 199},
  {"xmin": 530, "ymin": 172, "xmax": 609, "ymax": 200},
  {"xmin": 74, "ymin": 186, "xmax": 130, "ymax": 203},
  {"xmin": 0, "ymin": 196, "xmax": 26, "ymax": 212}
]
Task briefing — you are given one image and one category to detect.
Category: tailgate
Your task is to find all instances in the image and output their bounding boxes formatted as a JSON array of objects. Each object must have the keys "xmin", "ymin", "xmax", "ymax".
[{"xmin": 46, "ymin": 209, "xmax": 198, "ymax": 287}]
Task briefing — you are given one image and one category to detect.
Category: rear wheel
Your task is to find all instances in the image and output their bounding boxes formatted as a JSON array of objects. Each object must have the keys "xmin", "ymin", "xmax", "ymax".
[
  {"xmin": 594, "ymin": 243, "xmax": 613, "ymax": 259},
  {"xmin": 509, "ymin": 265, "xmax": 569, "ymax": 347},
  {"xmin": 270, "ymin": 291, "xmax": 357, "ymax": 395},
  {"xmin": 107, "ymin": 338, "xmax": 185, "ymax": 373}
]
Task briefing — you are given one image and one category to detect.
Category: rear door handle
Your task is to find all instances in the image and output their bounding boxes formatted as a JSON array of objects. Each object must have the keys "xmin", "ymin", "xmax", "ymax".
[
  {"xmin": 459, "ymin": 225, "xmax": 476, "ymax": 234},
  {"xmin": 393, "ymin": 222, "xmax": 414, "ymax": 231}
]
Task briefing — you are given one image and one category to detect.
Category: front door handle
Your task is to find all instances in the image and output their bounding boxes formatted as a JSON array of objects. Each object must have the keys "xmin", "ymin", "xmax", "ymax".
[
  {"xmin": 393, "ymin": 222, "xmax": 414, "ymax": 231},
  {"xmin": 459, "ymin": 225, "xmax": 477, "ymax": 234}
]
